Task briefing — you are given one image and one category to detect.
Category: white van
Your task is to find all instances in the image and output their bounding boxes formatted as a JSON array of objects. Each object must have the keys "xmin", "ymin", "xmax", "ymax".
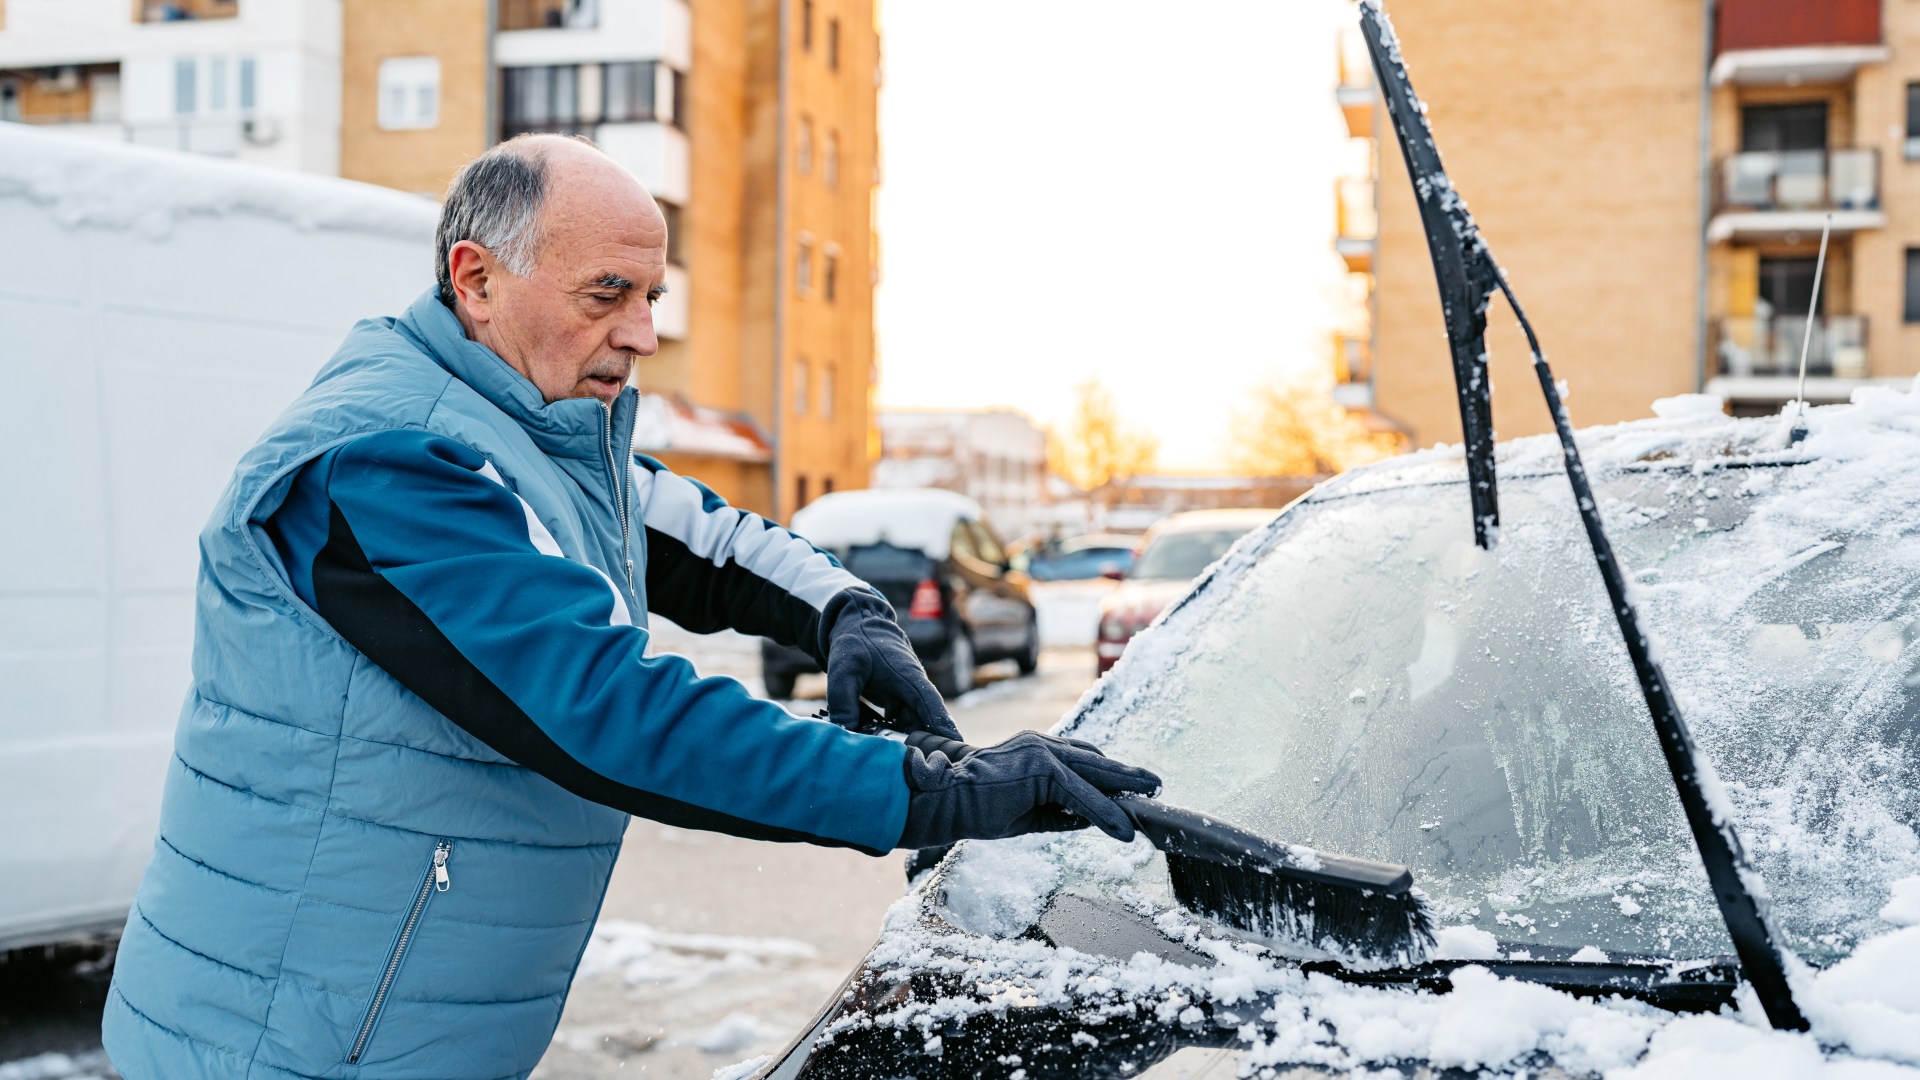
[{"xmin": 0, "ymin": 124, "xmax": 436, "ymax": 950}]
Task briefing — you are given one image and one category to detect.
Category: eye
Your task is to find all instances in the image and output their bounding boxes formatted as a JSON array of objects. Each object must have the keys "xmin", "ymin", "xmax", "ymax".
[
  {"xmin": 591, "ymin": 293, "xmax": 619, "ymax": 305},
  {"xmin": 647, "ymin": 289, "xmax": 666, "ymax": 307}
]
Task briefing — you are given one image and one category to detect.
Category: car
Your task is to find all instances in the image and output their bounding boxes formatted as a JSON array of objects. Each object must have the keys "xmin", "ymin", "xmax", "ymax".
[
  {"xmin": 1094, "ymin": 508, "xmax": 1279, "ymax": 675},
  {"xmin": 1020, "ymin": 533, "xmax": 1140, "ymax": 583},
  {"xmin": 760, "ymin": 489, "xmax": 1041, "ymax": 699},
  {"xmin": 749, "ymin": 397, "xmax": 1920, "ymax": 1078},
  {"xmin": 0, "ymin": 125, "xmax": 433, "ymax": 953}
]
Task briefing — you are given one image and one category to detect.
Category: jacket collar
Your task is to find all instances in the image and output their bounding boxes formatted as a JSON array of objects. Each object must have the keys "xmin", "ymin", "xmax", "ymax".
[{"xmin": 395, "ymin": 287, "xmax": 635, "ymax": 463}]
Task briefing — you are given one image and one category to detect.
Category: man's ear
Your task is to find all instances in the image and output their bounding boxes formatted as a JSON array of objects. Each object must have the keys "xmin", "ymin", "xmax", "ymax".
[{"xmin": 448, "ymin": 240, "xmax": 496, "ymax": 322}]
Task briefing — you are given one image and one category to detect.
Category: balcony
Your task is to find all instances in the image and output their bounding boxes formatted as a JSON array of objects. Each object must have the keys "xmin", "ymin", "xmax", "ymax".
[
  {"xmin": 1711, "ymin": 0, "xmax": 1884, "ymax": 86},
  {"xmin": 1708, "ymin": 148, "xmax": 1883, "ymax": 242},
  {"xmin": 1333, "ymin": 333, "xmax": 1373, "ymax": 408},
  {"xmin": 1714, "ymin": 313, "xmax": 1867, "ymax": 380},
  {"xmin": 1336, "ymin": 177, "xmax": 1376, "ymax": 273},
  {"xmin": 135, "ymin": 0, "xmax": 238, "ymax": 21},
  {"xmin": 499, "ymin": 0, "xmax": 597, "ymax": 31},
  {"xmin": 1335, "ymin": 27, "xmax": 1375, "ymax": 139}
]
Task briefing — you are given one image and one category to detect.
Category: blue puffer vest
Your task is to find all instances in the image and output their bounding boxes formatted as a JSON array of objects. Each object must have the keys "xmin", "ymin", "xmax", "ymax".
[{"xmin": 103, "ymin": 290, "xmax": 646, "ymax": 1080}]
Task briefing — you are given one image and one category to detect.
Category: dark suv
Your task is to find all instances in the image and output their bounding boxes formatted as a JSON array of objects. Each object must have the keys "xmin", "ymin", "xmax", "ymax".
[{"xmin": 760, "ymin": 489, "xmax": 1041, "ymax": 699}]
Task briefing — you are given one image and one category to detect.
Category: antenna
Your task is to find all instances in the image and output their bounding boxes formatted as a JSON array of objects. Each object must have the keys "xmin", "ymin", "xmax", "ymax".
[{"xmin": 1787, "ymin": 213, "xmax": 1833, "ymax": 446}]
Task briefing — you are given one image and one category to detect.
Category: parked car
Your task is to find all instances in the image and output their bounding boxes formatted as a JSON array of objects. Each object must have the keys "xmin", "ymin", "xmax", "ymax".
[
  {"xmin": 751, "ymin": 400, "xmax": 1920, "ymax": 1077},
  {"xmin": 760, "ymin": 489, "xmax": 1040, "ymax": 699},
  {"xmin": 0, "ymin": 125, "xmax": 433, "ymax": 952},
  {"xmin": 1020, "ymin": 533, "xmax": 1139, "ymax": 583},
  {"xmin": 1094, "ymin": 508, "xmax": 1279, "ymax": 675}
]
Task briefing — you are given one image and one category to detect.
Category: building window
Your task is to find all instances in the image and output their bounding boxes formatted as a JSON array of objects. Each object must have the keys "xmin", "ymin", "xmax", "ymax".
[
  {"xmin": 800, "ymin": 0, "xmax": 813, "ymax": 51},
  {"xmin": 0, "ymin": 83, "xmax": 18, "ymax": 123},
  {"xmin": 823, "ymin": 247, "xmax": 838, "ymax": 303},
  {"xmin": 796, "ymin": 116, "xmax": 813, "ymax": 174},
  {"xmin": 823, "ymin": 130, "xmax": 839, "ymax": 187},
  {"xmin": 821, "ymin": 363, "xmax": 835, "ymax": 419},
  {"xmin": 793, "ymin": 357, "xmax": 809, "ymax": 414},
  {"xmin": 209, "ymin": 56, "xmax": 227, "ymax": 111},
  {"xmin": 238, "ymin": 56, "xmax": 255, "ymax": 112},
  {"xmin": 795, "ymin": 475, "xmax": 810, "ymax": 512},
  {"xmin": 378, "ymin": 57, "xmax": 440, "ymax": 130},
  {"xmin": 823, "ymin": 476, "xmax": 835, "ymax": 495},
  {"xmin": 174, "ymin": 57, "xmax": 196, "ymax": 115},
  {"xmin": 1905, "ymin": 249, "xmax": 1920, "ymax": 323},
  {"xmin": 502, "ymin": 61, "xmax": 681, "ymax": 139},
  {"xmin": 1907, "ymin": 84, "xmax": 1920, "ymax": 161},
  {"xmin": 827, "ymin": 17, "xmax": 840, "ymax": 71},
  {"xmin": 795, "ymin": 236, "xmax": 813, "ymax": 296},
  {"xmin": 657, "ymin": 199, "xmax": 686, "ymax": 268}
]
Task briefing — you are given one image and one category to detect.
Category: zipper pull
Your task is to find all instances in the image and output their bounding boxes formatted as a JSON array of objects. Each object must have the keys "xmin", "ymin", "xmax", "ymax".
[
  {"xmin": 433, "ymin": 842, "xmax": 451, "ymax": 892},
  {"xmin": 626, "ymin": 558, "xmax": 635, "ymax": 587}
]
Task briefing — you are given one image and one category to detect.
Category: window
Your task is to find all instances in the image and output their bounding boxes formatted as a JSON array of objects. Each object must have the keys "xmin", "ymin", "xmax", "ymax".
[
  {"xmin": 1904, "ymin": 249, "xmax": 1920, "ymax": 323},
  {"xmin": 209, "ymin": 56, "xmax": 227, "ymax": 111},
  {"xmin": 797, "ymin": 116, "xmax": 813, "ymax": 174},
  {"xmin": 1906, "ymin": 84, "xmax": 1920, "ymax": 161},
  {"xmin": 793, "ymin": 357, "xmax": 809, "ymax": 414},
  {"xmin": 603, "ymin": 60, "xmax": 655, "ymax": 123},
  {"xmin": 795, "ymin": 475, "xmax": 810, "ymax": 512},
  {"xmin": 0, "ymin": 83, "xmax": 18, "ymax": 124},
  {"xmin": 795, "ymin": 236, "xmax": 813, "ymax": 296},
  {"xmin": 503, "ymin": 61, "xmax": 681, "ymax": 138},
  {"xmin": 801, "ymin": 0, "xmax": 813, "ymax": 51},
  {"xmin": 821, "ymin": 363, "xmax": 835, "ymax": 419},
  {"xmin": 827, "ymin": 17, "xmax": 840, "ymax": 71},
  {"xmin": 174, "ymin": 57, "xmax": 196, "ymax": 115},
  {"xmin": 823, "ymin": 247, "xmax": 838, "ymax": 303},
  {"xmin": 823, "ymin": 477, "xmax": 835, "ymax": 495},
  {"xmin": 1740, "ymin": 102, "xmax": 1827, "ymax": 152},
  {"xmin": 378, "ymin": 57, "xmax": 440, "ymax": 130},
  {"xmin": 238, "ymin": 56, "xmax": 255, "ymax": 111},
  {"xmin": 823, "ymin": 130, "xmax": 839, "ymax": 187},
  {"xmin": 657, "ymin": 199, "xmax": 686, "ymax": 268}
]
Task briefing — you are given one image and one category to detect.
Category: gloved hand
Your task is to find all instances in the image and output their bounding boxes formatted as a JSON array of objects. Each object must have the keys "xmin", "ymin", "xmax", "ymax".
[
  {"xmin": 895, "ymin": 730, "xmax": 1163, "ymax": 850},
  {"xmin": 824, "ymin": 589, "xmax": 962, "ymax": 740}
]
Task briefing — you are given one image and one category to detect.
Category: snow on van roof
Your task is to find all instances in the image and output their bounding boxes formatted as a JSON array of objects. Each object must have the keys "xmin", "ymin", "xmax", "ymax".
[
  {"xmin": 0, "ymin": 123, "xmax": 437, "ymax": 241},
  {"xmin": 789, "ymin": 488, "xmax": 981, "ymax": 558}
]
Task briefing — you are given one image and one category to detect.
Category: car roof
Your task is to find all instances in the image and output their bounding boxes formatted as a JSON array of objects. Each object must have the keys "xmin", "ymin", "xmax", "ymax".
[
  {"xmin": 789, "ymin": 487, "xmax": 983, "ymax": 559},
  {"xmin": 1141, "ymin": 507, "xmax": 1282, "ymax": 540},
  {"xmin": 1054, "ymin": 533, "xmax": 1138, "ymax": 553}
]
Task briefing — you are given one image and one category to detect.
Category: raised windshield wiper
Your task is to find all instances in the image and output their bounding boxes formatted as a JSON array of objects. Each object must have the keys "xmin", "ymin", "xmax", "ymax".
[{"xmin": 1357, "ymin": 0, "xmax": 1809, "ymax": 1032}]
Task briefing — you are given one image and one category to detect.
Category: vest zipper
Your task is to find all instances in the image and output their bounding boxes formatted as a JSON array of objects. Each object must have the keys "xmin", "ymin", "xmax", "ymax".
[
  {"xmin": 347, "ymin": 840, "xmax": 451, "ymax": 1065},
  {"xmin": 602, "ymin": 401, "xmax": 636, "ymax": 592}
]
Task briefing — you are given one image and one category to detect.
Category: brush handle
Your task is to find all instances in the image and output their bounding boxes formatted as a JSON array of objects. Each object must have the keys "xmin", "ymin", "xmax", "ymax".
[{"xmin": 895, "ymin": 726, "xmax": 1413, "ymax": 896}]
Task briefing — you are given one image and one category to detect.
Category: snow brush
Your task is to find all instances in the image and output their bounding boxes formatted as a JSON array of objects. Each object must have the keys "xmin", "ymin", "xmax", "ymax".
[{"xmin": 851, "ymin": 702, "xmax": 1435, "ymax": 968}]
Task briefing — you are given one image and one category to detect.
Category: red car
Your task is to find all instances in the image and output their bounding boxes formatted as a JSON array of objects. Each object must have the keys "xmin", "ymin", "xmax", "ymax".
[{"xmin": 1094, "ymin": 507, "xmax": 1280, "ymax": 674}]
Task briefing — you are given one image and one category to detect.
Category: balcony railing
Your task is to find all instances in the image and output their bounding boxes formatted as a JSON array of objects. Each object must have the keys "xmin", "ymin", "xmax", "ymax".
[
  {"xmin": 1716, "ymin": 0, "xmax": 1879, "ymax": 55},
  {"xmin": 1716, "ymin": 147, "xmax": 1877, "ymax": 213},
  {"xmin": 498, "ymin": 0, "xmax": 597, "ymax": 31},
  {"xmin": 1716, "ymin": 314, "xmax": 1868, "ymax": 379},
  {"xmin": 1335, "ymin": 26, "xmax": 1375, "ymax": 138}
]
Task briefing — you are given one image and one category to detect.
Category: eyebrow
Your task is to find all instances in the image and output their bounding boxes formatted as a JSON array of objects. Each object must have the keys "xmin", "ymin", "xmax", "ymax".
[{"xmin": 590, "ymin": 273, "xmax": 635, "ymax": 291}]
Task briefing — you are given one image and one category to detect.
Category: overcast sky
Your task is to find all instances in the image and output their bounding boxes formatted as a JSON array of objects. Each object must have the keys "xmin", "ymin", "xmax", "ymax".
[{"xmin": 873, "ymin": 0, "xmax": 1358, "ymax": 472}]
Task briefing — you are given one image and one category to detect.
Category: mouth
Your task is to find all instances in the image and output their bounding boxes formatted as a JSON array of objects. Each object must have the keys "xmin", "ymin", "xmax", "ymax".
[{"xmin": 583, "ymin": 373, "xmax": 628, "ymax": 400}]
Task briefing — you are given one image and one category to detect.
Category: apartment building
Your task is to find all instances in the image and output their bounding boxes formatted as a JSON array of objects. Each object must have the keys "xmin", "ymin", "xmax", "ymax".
[
  {"xmin": 1336, "ymin": 0, "xmax": 1920, "ymax": 448},
  {"xmin": 874, "ymin": 410, "xmax": 1049, "ymax": 539},
  {"xmin": 0, "ymin": 0, "xmax": 878, "ymax": 520}
]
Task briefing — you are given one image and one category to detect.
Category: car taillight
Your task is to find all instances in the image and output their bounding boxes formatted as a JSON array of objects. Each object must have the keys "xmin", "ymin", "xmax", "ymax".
[{"xmin": 908, "ymin": 580, "xmax": 943, "ymax": 620}]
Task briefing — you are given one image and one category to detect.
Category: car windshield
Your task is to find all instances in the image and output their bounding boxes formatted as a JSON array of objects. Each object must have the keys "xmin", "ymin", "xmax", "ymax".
[
  {"xmin": 1064, "ymin": 460, "xmax": 1920, "ymax": 966},
  {"xmin": 1131, "ymin": 528, "xmax": 1255, "ymax": 581}
]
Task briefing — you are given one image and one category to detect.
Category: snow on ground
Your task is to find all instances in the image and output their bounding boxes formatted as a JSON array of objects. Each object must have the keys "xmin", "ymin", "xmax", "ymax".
[
  {"xmin": 574, "ymin": 920, "xmax": 818, "ymax": 987},
  {"xmin": 0, "ymin": 1053, "xmax": 114, "ymax": 1080}
]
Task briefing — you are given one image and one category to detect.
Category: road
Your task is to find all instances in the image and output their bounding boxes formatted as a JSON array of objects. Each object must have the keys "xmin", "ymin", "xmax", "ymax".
[{"xmin": 0, "ymin": 630, "xmax": 1099, "ymax": 1080}]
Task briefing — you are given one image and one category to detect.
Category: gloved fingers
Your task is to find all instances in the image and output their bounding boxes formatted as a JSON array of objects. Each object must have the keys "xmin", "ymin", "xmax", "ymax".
[
  {"xmin": 870, "ymin": 649, "xmax": 963, "ymax": 741},
  {"xmin": 1045, "ymin": 741, "xmax": 1164, "ymax": 797},
  {"xmin": 1054, "ymin": 735, "xmax": 1109, "ymax": 756},
  {"xmin": 1041, "ymin": 760, "xmax": 1138, "ymax": 843},
  {"xmin": 1011, "ymin": 805, "xmax": 1087, "ymax": 835},
  {"xmin": 824, "ymin": 643, "xmax": 871, "ymax": 729}
]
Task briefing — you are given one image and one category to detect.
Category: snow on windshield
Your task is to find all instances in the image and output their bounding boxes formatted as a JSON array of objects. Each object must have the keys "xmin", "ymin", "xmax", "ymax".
[{"xmin": 867, "ymin": 386, "xmax": 1920, "ymax": 1075}]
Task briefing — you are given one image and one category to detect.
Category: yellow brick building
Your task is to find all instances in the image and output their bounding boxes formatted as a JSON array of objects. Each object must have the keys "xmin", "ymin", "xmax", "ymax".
[{"xmin": 1338, "ymin": 0, "xmax": 1919, "ymax": 448}]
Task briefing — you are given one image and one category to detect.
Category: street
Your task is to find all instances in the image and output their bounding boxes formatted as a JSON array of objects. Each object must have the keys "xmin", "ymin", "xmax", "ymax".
[{"xmin": 0, "ymin": 626, "xmax": 1100, "ymax": 1080}]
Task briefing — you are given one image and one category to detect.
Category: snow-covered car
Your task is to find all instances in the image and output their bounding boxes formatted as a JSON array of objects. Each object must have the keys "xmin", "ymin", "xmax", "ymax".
[
  {"xmin": 760, "ymin": 489, "xmax": 1041, "ymax": 698},
  {"xmin": 749, "ymin": 397, "xmax": 1920, "ymax": 1078},
  {"xmin": 1095, "ymin": 508, "xmax": 1278, "ymax": 676}
]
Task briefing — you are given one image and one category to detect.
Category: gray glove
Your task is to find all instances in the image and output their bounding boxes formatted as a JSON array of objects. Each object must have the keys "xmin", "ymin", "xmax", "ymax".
[
  {"xmin": 824, "ymin": 589, "xmax": 962, "ymax": 740},
  {"xmin": 895, "ymin": 730, "xmax": 1163, "ymax": 850}
]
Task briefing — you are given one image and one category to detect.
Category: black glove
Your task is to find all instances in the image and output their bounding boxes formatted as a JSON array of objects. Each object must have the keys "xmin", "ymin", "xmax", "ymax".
[
  {"xmin": 824, "ymin": 589, "xmax": 962, "ymax": 740},
  {"xmin": 895, "ymin": 730, "xmax": 1163, "ymax": 850}
]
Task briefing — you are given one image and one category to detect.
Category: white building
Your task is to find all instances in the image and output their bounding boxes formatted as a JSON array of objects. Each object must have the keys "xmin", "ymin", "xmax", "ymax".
[{"xmin": 874, "ymin": 410, "xmax": 1049, "ymax": 539}]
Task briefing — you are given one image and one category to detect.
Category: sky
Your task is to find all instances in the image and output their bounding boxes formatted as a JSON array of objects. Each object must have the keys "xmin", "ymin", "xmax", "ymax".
[{"xmin": 873, "ymin": 0, "xmax": 1360, "ymax": 473}]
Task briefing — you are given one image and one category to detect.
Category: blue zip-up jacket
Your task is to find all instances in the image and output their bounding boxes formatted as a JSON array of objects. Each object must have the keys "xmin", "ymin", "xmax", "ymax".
[{"xmin": 101, "ymin": 289, "xmax": 910, "ymax": 1080}]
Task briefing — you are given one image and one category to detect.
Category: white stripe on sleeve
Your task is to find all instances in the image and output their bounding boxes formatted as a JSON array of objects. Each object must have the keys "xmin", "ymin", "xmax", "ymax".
[
  {"xmin": 478, "ymin": 460, "xmax": 633, "ymax": 627},
  {"xmin": 634, "ymin": 463, "xmax": 862, "ymax": 612}
]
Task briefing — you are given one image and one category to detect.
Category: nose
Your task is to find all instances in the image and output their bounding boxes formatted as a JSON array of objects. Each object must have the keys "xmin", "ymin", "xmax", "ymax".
[{"xmin": 609, "ymin": 296, "xmax": 659, "ymax": 356}]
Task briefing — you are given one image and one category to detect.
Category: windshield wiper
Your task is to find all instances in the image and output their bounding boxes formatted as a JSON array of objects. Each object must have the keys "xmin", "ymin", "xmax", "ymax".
[
  {"xmin": 1357, "ymin": 0, "xmax": 1809, "ymax": 1032},
  {"xmin": 1303, "ymin": 956, "xmax": 1738, "ymax": 1013}
]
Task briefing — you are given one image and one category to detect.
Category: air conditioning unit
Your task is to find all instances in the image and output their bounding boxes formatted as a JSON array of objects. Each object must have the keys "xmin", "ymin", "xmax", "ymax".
[{"xmin": 241, "ymin": 116, "xmax": 280, "ymax": 146}]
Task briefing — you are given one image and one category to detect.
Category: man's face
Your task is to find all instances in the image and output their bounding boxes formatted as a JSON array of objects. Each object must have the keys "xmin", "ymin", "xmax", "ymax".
[{"xmin": 449, "ymin": 142, "xmax": 668, "ymax": 405}]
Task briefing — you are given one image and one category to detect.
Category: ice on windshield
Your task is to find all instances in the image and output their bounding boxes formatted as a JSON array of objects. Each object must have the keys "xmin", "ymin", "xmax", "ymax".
[{"xmin": 1061, "ymin": 413, "xmax": 1920, "ymax": 966}]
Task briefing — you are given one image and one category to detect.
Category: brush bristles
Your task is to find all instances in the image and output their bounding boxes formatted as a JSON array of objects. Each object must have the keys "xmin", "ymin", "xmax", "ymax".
[{"xmin": 1166, "ymin": 851, "xmax": 1436, "ymax": 969}]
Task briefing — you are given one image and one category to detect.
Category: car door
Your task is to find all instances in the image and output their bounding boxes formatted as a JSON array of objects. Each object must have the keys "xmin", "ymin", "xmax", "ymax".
[{"xmin": 962, "ymin": 518, "xmax": 1027, "ymax": 654}]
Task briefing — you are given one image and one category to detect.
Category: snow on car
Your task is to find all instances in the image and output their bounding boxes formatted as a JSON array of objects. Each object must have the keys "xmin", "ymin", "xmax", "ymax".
[{"xmin": 748, "ymin": 390, "xmax": 1920, "ymax": 1078}]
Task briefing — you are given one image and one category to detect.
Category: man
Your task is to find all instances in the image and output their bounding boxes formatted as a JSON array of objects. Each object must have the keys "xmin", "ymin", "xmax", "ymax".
[{"xmin": 101, "ymin": 134, "xmax": 1160, "ymax": 1079}]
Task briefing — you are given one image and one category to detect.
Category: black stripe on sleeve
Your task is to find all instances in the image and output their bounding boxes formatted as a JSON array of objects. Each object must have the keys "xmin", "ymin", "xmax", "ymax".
[
  {"xmin": 311, "ymin": 502, "xmax": 882, "ymax": 853},
  {"xmin": 641, "ymin": 525, "xmax": 830, "ymax": 662}
]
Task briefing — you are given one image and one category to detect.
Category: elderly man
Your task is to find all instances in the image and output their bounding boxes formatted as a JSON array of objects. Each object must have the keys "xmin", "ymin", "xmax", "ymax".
[{"xmin": 100, "ymin": 134, "xmax": 1159, "ymax": 1079}]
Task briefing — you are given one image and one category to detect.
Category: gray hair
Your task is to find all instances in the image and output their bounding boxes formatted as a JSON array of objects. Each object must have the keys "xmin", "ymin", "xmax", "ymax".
[{"xmin": 435, "ymin": 133, "xmax": 598, "ymax": 308}]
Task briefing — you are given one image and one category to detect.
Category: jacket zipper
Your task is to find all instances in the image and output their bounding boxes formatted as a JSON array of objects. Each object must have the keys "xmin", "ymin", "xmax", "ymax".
[
  {"xmin": 601, "ymin": 402, "xmax": 636, "ymax": 592},
  {"xmin": 347, "ymin": 840, "xmax": 451, "ymax": 1065}
]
